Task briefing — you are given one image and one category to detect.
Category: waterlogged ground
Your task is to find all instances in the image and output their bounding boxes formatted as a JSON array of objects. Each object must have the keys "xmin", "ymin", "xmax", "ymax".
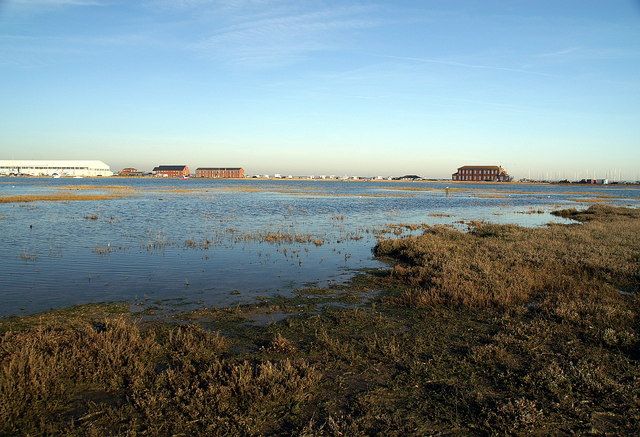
[{"xmin": 1, "ymin": 178, "xmax": 639, "ymax": 316}]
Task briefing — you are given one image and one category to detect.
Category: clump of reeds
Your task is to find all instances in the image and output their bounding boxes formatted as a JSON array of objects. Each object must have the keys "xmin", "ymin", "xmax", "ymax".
[
  {"xmin": 18, "ymin": 251, "xmax": 37, "ymax": 261},
  {"xmin": 184, "ymin": 238, "xmax": 214, "ymax": 249},
  {"xmin": 237, "ymin": 231, "xmax": 325, "ymax": 245},
  {"xmin": 516, "ymin": 208, "xmax": 544, "ymax": 214},
  {"xmin": 94, "ymin": 245, "xmax": 113, "ymax": 255}
]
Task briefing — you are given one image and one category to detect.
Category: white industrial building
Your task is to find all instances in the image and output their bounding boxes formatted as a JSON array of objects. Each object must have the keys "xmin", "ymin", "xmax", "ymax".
[{"xmin": 0, "ymin": 160, "xmax": 113, "ymax": 177}]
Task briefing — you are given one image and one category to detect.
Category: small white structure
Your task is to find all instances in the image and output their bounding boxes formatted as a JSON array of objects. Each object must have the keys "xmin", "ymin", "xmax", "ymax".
[{"xmin": 0, "ymin": 160, "xmax": 113, "ymax": 177}]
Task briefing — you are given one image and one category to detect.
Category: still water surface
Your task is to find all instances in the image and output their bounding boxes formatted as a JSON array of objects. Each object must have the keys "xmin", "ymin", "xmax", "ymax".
[{"xmin": 1, "ymin": 178, "xmax": 639, "ymax": 316}]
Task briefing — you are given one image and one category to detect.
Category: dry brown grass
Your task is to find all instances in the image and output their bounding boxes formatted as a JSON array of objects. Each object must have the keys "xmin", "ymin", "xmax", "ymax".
[
  {"xmin": 58, "ymin": 185, "xmax": 134, "ymax": 192},
  {"xmin": 0, "ymin": 184, "xmax": 135, "ymax": 203},
  {"xmin": 237, "ymin": 231, "xmax": 324, "ymax": 245},
  {"xmin": 93, "ymin": 245, "xmax": 114, "ymax": 255},
  {"xmin": 0, "ymin": 317, "xmax": 318, "ymax": 436},
  {"xmin": 375, "ymin": 205, "xmax": 640, "ymax": 308},
  {"xmin": 184, "ymin": 238, "xmax": 215, "ymax": 249},
  {"xmin": 18, "ymin": 251, "xmax": 37, "ymax": 261},
  {"xmin": 0, "ymin": 193, "xmax": 128, "ymax": 203}
]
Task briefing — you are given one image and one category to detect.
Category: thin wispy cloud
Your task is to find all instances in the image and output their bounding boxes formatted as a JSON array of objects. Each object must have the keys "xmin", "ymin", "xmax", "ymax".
[
  {"xmin": 533, "ymin": 46, "xmax": 640, "ymax": 62},
  {"xmin": 189, "ymin": 4, "xmax": 380, "ymax": 67}
]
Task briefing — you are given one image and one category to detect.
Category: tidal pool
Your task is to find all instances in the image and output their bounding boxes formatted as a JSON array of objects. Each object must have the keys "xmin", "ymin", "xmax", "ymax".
[{"xmin": 1, "ymin": 178, "xmax": 638, "ymax": 316}]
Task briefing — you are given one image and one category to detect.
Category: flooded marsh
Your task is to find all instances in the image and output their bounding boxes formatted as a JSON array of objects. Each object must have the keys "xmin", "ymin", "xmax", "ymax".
[
  {"xmin": 1, "ymin": 178, "xmax": 639, "ymax": 317},
  {"xmin": 1, "ymin": 190, "xmax": 640, "ymax": 434}
]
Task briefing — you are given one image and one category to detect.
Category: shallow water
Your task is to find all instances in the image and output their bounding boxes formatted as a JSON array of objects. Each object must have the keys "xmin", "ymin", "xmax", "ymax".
[{"xmin": 1, "ymin": 178, "xmax": 639, "ymax": 317}]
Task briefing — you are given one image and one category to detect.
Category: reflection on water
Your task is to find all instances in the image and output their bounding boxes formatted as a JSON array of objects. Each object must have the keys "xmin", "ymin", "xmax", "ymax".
[{"xmin": 1, "ymin": 178, "xmax": 639, "ymax": 316}]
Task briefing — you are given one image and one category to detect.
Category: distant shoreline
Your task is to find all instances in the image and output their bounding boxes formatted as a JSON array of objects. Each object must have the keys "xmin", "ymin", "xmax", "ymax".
[{"xmin": 2, "ymin": 174, "xmax": 639, "ymax": 187}]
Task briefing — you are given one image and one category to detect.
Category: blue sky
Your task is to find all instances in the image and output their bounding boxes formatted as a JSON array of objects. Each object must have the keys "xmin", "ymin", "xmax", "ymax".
[{"xmin": 1, "ymin": 0, "xmax": 639, "ymax": 179}]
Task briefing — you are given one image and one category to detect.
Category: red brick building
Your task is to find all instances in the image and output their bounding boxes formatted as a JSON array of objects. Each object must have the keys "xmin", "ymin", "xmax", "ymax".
[
  {"xmin": 452, "ymin": 165, "xmax": 511, "ymax": 182},
  {"xmin": 118, "ymin": 167, "xmax": 144, "ymax": 176},
  {"xmin": 153, "ymin": 165, "xmax": 190, "ymax": 178},
  {"xmin": 196, "ymin": 167, "xmax": 245, "ymax": 179}
]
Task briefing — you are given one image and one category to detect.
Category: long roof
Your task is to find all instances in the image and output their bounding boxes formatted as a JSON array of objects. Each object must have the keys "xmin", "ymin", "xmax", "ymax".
[
  {"xmin": 196, "ymin": 167, "xmax": 243, "ymax": 170},
  {"xmin": 153, "ymin": 165, "xmax": 188, "ymax": 171},
  {"xmin": 457, "ymin": 165, "xmax": 502, "ymax": 170}
]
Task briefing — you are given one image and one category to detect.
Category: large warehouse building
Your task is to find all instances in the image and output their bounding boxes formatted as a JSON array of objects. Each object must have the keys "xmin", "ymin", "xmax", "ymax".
[{"xmin": 0, "ymin": 160, "xmax": 113, "ymax": 177}]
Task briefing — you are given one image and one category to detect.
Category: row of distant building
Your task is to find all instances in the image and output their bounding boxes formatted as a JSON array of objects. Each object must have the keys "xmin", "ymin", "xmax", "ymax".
[
  {"xmin": 0, "ymin": 160, "xmax": 619, "ymax": 184},
  {"xmin": 141, "ymin": 164, "xmax": 516, "ymax": 182},
  {"xmin": 122, "ymin": 165, "xmax": 245, "ymax": 179},
  {"xmin": 0, "ymin": 161, "xmax": 516, "ymax": 182}
]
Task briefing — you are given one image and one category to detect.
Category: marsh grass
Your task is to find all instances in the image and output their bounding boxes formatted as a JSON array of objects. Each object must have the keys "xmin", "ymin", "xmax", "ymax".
[
  {"xmin": 375, "ymin": 205, "xmax": 640, "ymax": 308},
  {"xmin": 237, "ymin": 231, "xmax": 325, "ymax": 245},
  {"xmin": 0, "ymin": 185, "xmax": 135, "ymax": 203},
  {"xmin": 57, "ymin": 185, "xmax": 133, "ymax": 192},
  {"xmin": 18, "ymin": 251, "xmax": 37, "ymax": 261},
  {"xmin": 380, "ymin": 223, "xmax": 429, "ymax": 236},
  {"xmin": 0, "ymin": 193, "xmax": 128, "ymax": 203},
  {"xmin": 93, "ymin": 245, "xmax": 114, "ymax": 255},
  {"xmin": 2, "ymin": 205, "xmax": 639, "ymax": 435},
  {"xmin": 184, "ymin": 238, "xmax": 215, "ymax": 249},
  {"xmin": 516, "ymin": 207, "xmax": 545, "ymax": 214},
  {"xmin": 0, "ymin": 313, "xmax": 319, "ymax": 436}
]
